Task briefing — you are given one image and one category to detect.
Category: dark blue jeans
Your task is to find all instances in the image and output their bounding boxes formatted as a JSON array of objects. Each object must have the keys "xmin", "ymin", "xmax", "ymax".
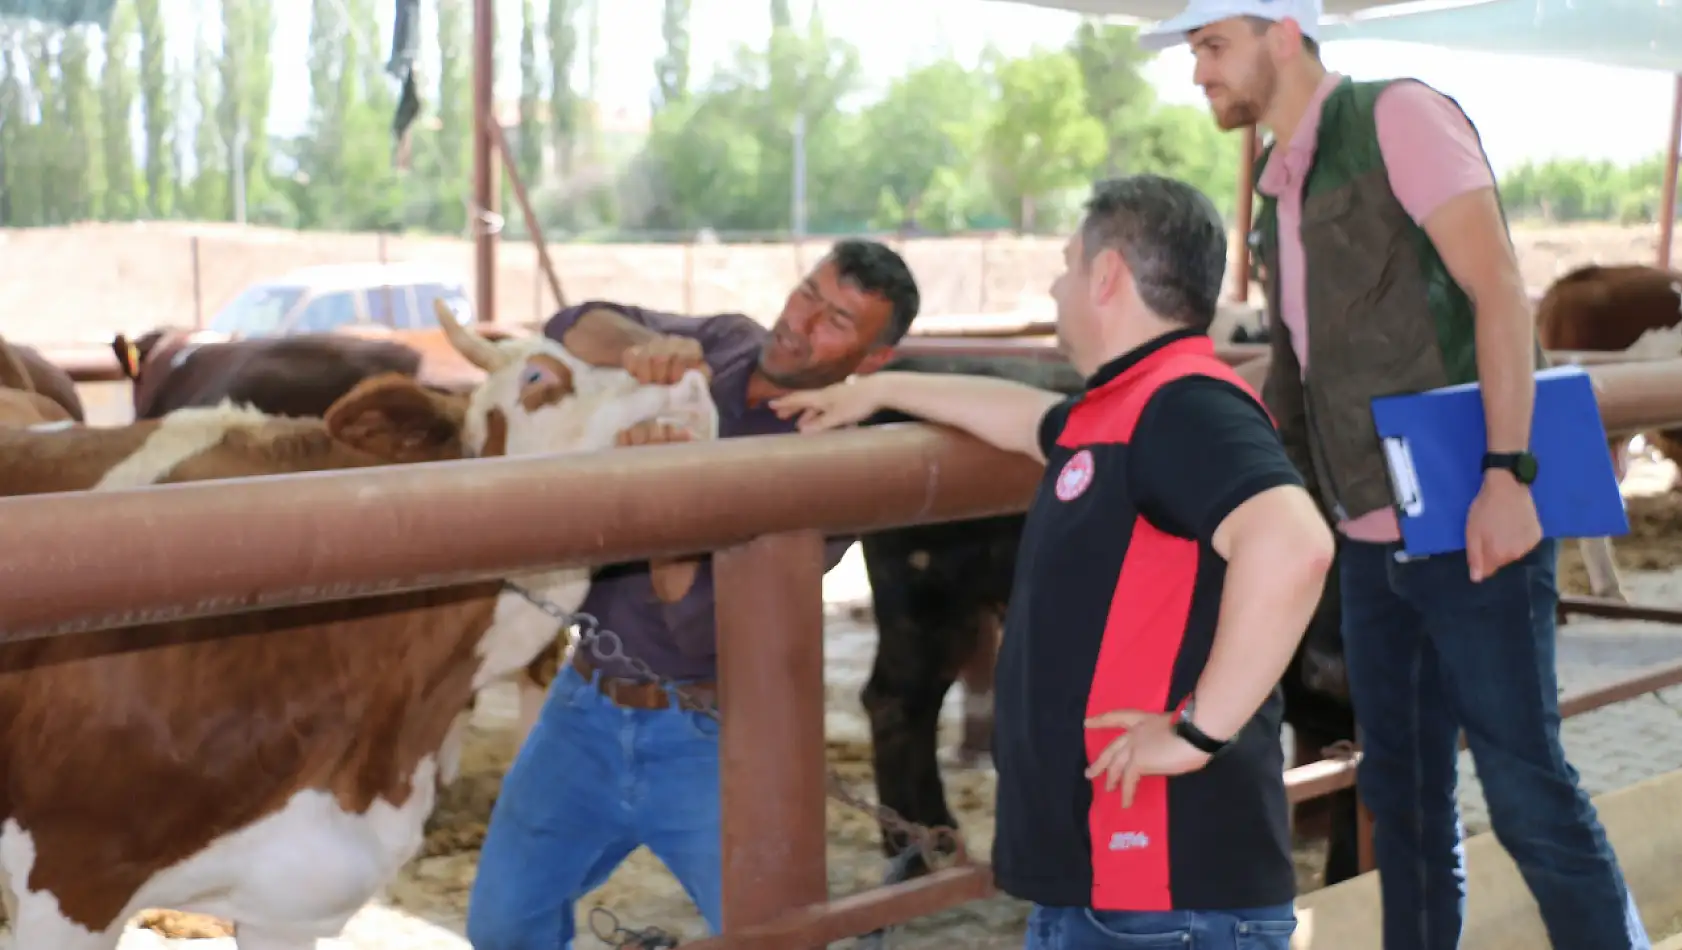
[
  {"xmin": 1340, "ymin": 538, "xmax": 1649, "ymax": 949},
  {"xmin": 1023, "ymin": 903, "xmax": 1296, "ymax": 949}
]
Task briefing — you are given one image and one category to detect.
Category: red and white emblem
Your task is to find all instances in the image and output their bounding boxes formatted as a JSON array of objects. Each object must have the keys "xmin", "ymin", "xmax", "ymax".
[{"xmin": 1055, "ymin": 448, "xmax": 1095, "ymax": 502}]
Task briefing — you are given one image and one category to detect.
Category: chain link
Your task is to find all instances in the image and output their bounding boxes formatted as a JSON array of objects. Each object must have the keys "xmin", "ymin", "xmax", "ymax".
[{"xmin": 503, "ymin": 581, "xmax": 968, "ymax": 946}]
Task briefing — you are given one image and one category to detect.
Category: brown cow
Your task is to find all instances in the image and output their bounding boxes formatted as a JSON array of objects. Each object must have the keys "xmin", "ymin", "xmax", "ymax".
[
  {"xmin": 0, "ymin": 336, "xmax": 75, "ymax": 428},
  {"xmin": 111, "ymin": 328, "xmax": 427, "ymax": 421},
  {"xmin": 0, "ymin": 317, "xmax": 719, "ymax": 949},
  {"xmin": 1536, "ymin": 262, "xmax": 1682, "ymax": 473},
  {"xmin": 1534, "ymin": 262, "xmax": 1682, "ymax": 601}
]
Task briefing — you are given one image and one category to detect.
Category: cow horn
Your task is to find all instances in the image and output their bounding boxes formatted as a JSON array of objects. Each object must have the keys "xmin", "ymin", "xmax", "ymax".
[{"xmin": 434, "ymin": 298, "xmax": 508, "ymax": 371}]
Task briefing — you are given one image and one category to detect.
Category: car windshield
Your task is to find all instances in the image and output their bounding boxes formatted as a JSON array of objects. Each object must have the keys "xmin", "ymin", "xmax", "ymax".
[{"xmin": 207, "ymin": 285, "xmax": 304, "ymax": 336}]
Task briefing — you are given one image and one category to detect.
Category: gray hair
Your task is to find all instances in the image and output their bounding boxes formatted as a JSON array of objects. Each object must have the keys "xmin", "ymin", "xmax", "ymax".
[{"xmin": 1079, "ymin": 175, "xmax": 1228, "ymax": 332}]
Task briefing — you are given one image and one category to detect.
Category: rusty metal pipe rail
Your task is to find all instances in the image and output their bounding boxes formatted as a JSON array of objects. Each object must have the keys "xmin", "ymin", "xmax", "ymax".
[
  {"xmin": 34, "ymin": 340, "xmax": 1670, "ymax": 384},
  {"xmin": 17, "ymin": 354, "xmax": 1682, "ymax": 640},
  {"xmin": 0, "ymin": 424, "xmax": 1042, "ymax": 641},
  {"xmin": 1279, "ymin": 657, "xmax": 1682, "ymax": 800}
]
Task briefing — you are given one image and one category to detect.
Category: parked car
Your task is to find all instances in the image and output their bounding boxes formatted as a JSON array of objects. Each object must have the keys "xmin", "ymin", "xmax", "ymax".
[{"xmin": 206, "ymin": 262, "xmax": 476, "ymax": 338}]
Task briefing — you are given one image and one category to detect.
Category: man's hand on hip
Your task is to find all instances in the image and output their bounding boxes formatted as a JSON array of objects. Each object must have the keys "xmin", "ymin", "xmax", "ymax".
[
  {"xmin": 1465, "ymin": 470, "xmax": 1542, "ymax": 582},
  {"xmin": 1083, "ymin": 709, "xmax": 1212, "ymax": 808},
  {"xmin": 622, "ymin": 335, "xmax": 709, "ymax": 386}
]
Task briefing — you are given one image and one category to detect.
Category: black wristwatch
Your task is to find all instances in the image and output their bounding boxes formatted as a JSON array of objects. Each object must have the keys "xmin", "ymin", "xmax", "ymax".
[
  {"xmin": 1172, "ymin": 698, "xmax": 1234, "ymax": 758},
  {"xmin": 1482, "ymin": 450, "xmax": 1539, "ymax": 486}
]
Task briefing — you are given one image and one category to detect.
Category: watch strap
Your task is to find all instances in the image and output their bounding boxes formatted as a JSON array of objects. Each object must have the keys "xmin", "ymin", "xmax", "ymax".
[{"xmin": 1173, "ymin": 709, "xmax": 1233, "ymax": 757}]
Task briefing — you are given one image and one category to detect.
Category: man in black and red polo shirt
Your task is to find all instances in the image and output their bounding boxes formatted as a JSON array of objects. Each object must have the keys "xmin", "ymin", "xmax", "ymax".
[{"xmin": 772, "ymin": 175, "xmax": 1335, "ymax": 950}]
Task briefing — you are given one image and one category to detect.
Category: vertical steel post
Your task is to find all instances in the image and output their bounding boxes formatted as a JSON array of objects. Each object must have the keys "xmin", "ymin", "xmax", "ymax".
[
  {"xmin": 471, "ymin": 0, "xmax": 498, "ymax": 323},
  {"xmin": 713, "ymin": 530, "xmax": 830, "ymax": 941}
]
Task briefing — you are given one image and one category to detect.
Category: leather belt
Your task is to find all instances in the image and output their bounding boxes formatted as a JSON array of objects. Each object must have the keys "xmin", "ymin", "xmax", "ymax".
[{"xmin": 569, "ymin": 649, "xmax": 718, "ymax": 712}]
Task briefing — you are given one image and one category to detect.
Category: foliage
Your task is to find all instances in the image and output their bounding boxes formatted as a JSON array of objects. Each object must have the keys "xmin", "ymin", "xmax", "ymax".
[{"xmin": 0, "ymin": 3, "xmax": 1665, "ymax": 240}]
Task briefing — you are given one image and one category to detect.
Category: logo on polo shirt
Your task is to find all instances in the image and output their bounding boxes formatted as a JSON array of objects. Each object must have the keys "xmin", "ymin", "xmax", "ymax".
[
  {"xmin": 1109, "ymin": 830, "xmax": 1151, "ymax": 851},
  {"xmin": 1055, "ymin": 448, "xmax": 1095, "ymax": 501}
]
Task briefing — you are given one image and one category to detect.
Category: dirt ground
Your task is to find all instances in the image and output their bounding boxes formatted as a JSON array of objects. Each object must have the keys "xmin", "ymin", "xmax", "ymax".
[{"xmin": 0, "ymin": 220, "xmax": 1676, "ymax": 344}]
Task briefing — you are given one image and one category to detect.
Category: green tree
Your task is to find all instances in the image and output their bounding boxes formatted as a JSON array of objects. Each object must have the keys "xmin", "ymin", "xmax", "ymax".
[
  {"xmin": 1068, "ymin": 20, "xmax": 1155, "ymax": 177},
  {"xmin": 653, "ymin": 0, "xmax": 689, "ymax": 113},
  {"xmin": 0, "ymin": 26, "xmax": 26, "ymax": 223},
  {"xmin": 1120, "ymin": 104, "xmax": 1242, "ymax": 218},
  {"xmin": 547, "ymin": 0, "xmax": 577, "ymax": 174},
  {"xmin": 100, "ymin": 5, "xmax": 141, "ymax": 219},
  {"xmin": 56, "ymin": 25, "xmax": 99, "ymax": 220},
  {"xmin": 983, "ymin": 47, "xmax": 1106, "ymax": 231},
  {"xmin": 517, "ymin": 0, "xmax": 542, "ymax": 183},
  {"xmin": 850, "ymin": 58, "xmax": 993, "ymax": 230},
  {"xmin": 184, "ymin": 10, "xmax": 222, "ymax": 220},
  {"xmin": 136, "ymin": 0, "xmax": 172, "ymax": 215}
]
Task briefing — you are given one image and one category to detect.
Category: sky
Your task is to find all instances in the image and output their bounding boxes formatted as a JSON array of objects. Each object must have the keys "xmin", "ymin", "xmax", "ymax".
[{"xmin": 184, "ymin": 0, "xmax": 1682, "ymax": 175}]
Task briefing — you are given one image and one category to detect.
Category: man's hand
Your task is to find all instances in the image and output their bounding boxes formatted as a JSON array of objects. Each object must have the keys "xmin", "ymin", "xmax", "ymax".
[
  {"xmin": 769, "ymin": 377, "xmax": 885, "ymax": 433},
  {"xmin": 1083, "ymin": 709, "xmax": 1212, "ymax": 808},
  {"xmin": 622, "ymin": 335, "xmax": 709, "ymax": 386},
  {"xmin": 612, "ymin": 419, "xmax": 705, "ymax": 600},
  {"xmin": 615, "ymin": 420, "xmax": 695, "ymax": 447},
  {"xmin": 1465, "ymin": 471, "xmax": 1542, "ymax": 582}
]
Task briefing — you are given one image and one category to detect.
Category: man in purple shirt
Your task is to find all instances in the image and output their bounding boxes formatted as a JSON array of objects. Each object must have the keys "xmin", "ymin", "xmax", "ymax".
[{"xmin": 466, "ymin": 238, "xmax": 922, "ymax": 950}]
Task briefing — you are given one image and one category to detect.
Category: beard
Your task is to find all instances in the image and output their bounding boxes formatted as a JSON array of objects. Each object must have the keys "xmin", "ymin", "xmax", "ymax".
[{"xmin": 1205, "ymin": 62, "xmax": 1276, "ymax": 131}]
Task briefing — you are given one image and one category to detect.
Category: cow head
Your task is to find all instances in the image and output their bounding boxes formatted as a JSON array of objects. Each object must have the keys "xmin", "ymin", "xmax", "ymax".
[
  {"xmin": 431, "ymin": 300, "xmax": 718, "ymax": 459},
  {"xmin": 322, "ymin": 373, "xmax": 471, "ymax": 464}
]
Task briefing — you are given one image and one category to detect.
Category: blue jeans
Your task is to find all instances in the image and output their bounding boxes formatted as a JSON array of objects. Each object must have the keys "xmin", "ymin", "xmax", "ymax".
[
  {"xmin": 1340, "ymin": 538, "xmax": 1649, "ymax": 949},
  {"xmin": 1023, "ymin": 903, "xmax": 1296, "ymax": 949},
  {"xmin": 465, "ymin": 663, "xmax": 723, "ymax": 950}
]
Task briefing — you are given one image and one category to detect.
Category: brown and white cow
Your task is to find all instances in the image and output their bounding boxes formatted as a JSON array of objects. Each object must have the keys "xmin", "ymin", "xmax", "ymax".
[
  {"xmin": 0, "ymin": 311, "xmax": 718, "ymax": 950},
  {"xmin": 0, "ymin": 336, "xmax": 76, "ymax": 429},
  {"xmin": 1535, "ymin": 262, "xmax": 1682, "ymax": 601},
  {"xmin": 112, "ymin": 328, "xmax": 427, "ymax": 421}
]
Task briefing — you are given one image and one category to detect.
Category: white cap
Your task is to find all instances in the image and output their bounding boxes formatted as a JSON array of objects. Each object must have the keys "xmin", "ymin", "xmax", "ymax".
[{"xmin": 1135, "ymin": 0, "xmax": 1323, "ymax": 52}]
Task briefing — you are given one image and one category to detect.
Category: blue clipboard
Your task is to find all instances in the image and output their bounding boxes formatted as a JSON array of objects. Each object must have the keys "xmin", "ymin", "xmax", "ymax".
[{"xmin": 1368, "ymin": 365, "xmax": 1629, "ymax": 558}]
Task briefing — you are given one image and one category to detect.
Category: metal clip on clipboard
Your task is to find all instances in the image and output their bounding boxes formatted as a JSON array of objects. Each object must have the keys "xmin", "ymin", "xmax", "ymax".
[{"xmin": 1381, "ymin": 436, "xmax": 1431, "ymax": 562}]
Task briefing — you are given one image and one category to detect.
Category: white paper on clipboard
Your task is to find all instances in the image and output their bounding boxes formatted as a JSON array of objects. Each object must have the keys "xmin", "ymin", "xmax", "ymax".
[{"xmin": 1382, "ymin": 435, "xmax": 1425, "ymax": 518}]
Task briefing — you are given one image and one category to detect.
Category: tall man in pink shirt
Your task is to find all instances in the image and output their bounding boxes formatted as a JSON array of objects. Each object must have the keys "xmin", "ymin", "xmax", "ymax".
[{"xmin": 1137, "ymin": 1, "xmax": 1651, "ymax": 947}]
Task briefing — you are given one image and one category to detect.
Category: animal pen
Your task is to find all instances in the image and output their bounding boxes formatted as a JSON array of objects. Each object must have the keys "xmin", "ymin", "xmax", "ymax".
[{"xmin": 14, "ymin": 0, "xmax": 1682, "ymax": 946}]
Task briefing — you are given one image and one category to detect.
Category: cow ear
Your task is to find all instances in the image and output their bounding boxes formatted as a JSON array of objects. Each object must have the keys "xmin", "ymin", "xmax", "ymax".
[
  {"xmin": 111, "ymin": 334, "xmax": 140, "ymax": 380},
  {"xmin": 325, "ymin": 373, "xmax": 467, "ymax": 462}
]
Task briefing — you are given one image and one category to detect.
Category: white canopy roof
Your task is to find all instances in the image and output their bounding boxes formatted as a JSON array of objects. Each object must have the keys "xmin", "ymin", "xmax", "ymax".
[
  {"xmin": 977, "ymin": 0, "xmax": 1493, "ymax": 24},
  {"xmin": 976, "ymin": 0, "xmax": 1682, "ymax": 74}
]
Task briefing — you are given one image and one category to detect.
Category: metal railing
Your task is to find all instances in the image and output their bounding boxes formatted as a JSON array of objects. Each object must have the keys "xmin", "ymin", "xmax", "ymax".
[{"xmin": 9, "ymin": 353, "xmax": 1682, "ymax": 947}]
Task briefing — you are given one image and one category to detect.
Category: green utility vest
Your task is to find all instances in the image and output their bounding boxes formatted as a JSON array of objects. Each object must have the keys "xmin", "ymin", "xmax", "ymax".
[{"xmin": 1249, "ymin": 76, "xmax": 1545, "ymax": 523}]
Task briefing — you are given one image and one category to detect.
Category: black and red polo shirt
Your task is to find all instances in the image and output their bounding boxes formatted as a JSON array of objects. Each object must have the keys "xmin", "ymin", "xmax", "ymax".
[{"xmin": 991, "ymin": 328, "xmax": 1304, "ymax": 912}]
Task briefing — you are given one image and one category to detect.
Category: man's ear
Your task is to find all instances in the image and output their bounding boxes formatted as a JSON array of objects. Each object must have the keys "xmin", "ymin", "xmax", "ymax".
[{"xmin": 324, "ymin": 373, "xmax": 467, "ymax": 462}]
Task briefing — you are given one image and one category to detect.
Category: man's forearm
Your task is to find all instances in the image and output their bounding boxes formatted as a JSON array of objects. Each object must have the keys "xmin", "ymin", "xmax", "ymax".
[
  {"xmin": 1190, "ymin": 516, "xmax": 1334, "ymax": 740},
  {"xmin": 561, "ymin": 308, "xmax": 659, "ymax": 367},
  {"xmin": 1476, "ymin": 294, "xmax": 1536, "ymax": 455},
  {"xmin": 870, "ymin": 371, "xmax": 1063, "ymax": 462}
]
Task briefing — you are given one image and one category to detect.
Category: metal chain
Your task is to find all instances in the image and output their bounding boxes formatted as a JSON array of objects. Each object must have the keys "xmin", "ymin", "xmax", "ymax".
[{"xmin": 503, "ymin": 581, "xmax": 968, "ymax": 946}]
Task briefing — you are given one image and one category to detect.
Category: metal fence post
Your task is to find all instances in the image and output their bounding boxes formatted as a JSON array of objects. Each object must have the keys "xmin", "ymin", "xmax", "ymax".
[{"xmin": 713, "ymin": 529, "xmax": 829, "ymax": 941}]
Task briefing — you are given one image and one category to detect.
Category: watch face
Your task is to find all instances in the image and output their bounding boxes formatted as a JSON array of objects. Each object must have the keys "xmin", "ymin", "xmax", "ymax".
[{"xmin": 1515, "ymin": 453, "xmax": 1538, "ymax": 483}]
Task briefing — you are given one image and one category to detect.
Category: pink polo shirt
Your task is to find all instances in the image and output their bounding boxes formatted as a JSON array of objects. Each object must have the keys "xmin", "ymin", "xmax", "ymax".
[{"xmin": 1257, "ymin": 73, "xmax": 1495, "ymax": 543}]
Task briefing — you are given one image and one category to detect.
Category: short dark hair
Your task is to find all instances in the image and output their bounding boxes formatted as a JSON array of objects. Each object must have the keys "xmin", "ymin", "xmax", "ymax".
[
  {"xmin": 828, "ymin": 238, "xmax": 921, "ymax": 345},
  {"xmin": 1244, "ymin": 15, "xmax": 1321, "ymax": 58},
  {"xmin": 1079, "ymin": 175, "xmax": 1227, "ymax": 332}
]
